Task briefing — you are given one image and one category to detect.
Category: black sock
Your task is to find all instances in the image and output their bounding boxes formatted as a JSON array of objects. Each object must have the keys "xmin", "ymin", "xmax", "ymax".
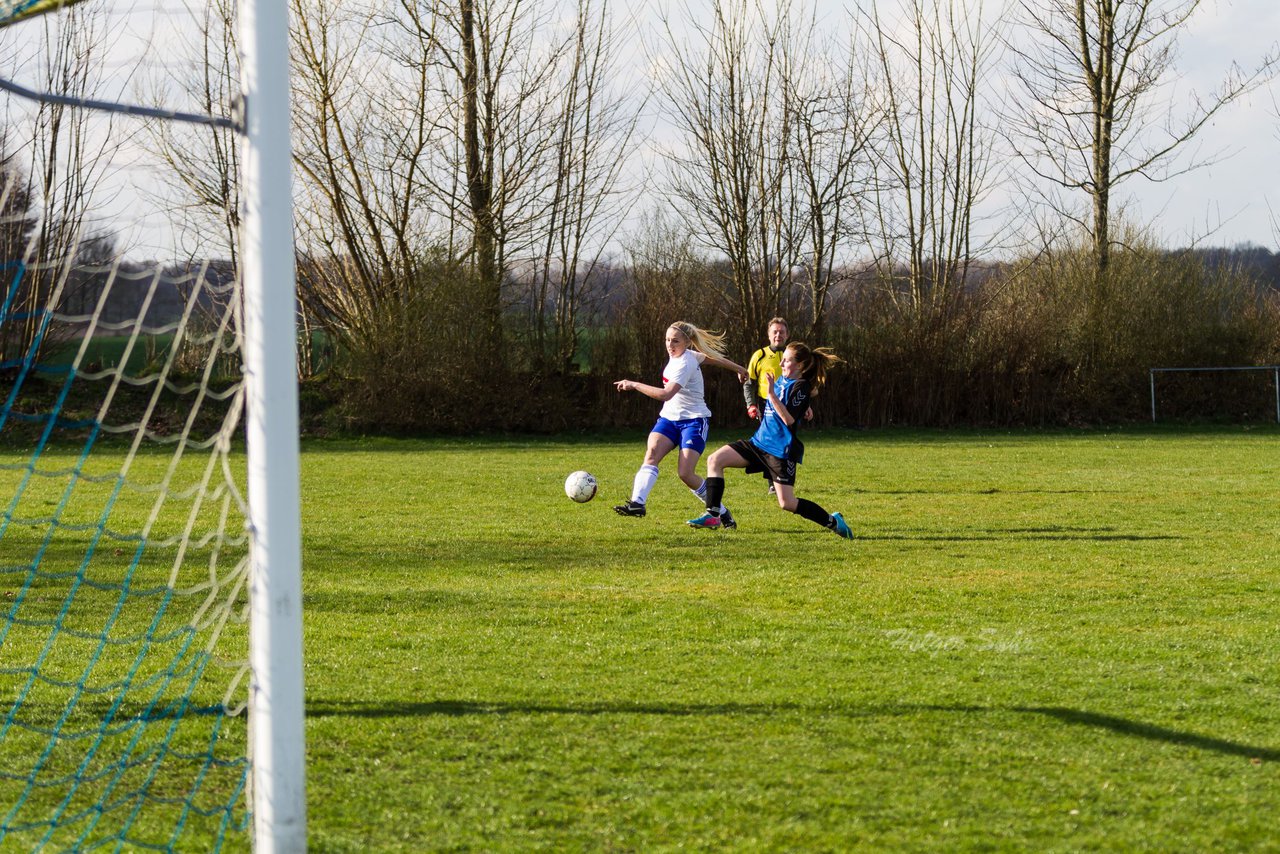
[
  {"xmin": 704, "ymin": 476, "xmax": 725, "ymax": 514},
  {"xmin": 792, "ymin": 497, "xmax": 834, "ymax": 529}
]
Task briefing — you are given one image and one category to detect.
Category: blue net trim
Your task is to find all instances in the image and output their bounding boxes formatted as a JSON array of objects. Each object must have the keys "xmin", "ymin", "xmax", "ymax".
[{"xmin": 1, "ymin": 249, "xmax": 252, "ymax": 850}]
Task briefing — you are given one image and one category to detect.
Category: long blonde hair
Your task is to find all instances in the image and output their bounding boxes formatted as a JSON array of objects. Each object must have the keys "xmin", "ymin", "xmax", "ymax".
[
  {"xmin": 669, "ymin": 321, "xmax": 728, "ymax": 361},
  {"xmin": 785, "ymin": 342, "xmax": 842, "ymax": 396}
]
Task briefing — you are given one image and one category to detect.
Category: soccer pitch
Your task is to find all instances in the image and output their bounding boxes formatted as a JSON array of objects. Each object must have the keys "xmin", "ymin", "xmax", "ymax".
[
  {"xmin": 3, "ymin": 426, "xmax": 1277, "ymax": 850},
  {"xmin": 298, "ymin": 427, "xmax": 1280, "ymax": 851}
]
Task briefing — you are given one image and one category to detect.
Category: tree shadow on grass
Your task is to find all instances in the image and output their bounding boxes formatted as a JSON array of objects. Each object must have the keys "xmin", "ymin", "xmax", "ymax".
[
  {"xmin": 1006, "ymin": 705, "xmax": 1280, "ymax": 762},
  {"xmin": 305, "ymin": 698, "xmax": 1278, "ymax": 761}
]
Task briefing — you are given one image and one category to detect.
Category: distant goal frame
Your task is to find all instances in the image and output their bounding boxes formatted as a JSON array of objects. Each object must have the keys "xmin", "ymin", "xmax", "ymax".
[{"xmin": 1148, "ymin": 366, "xmax": 1280, "ymax": 423}]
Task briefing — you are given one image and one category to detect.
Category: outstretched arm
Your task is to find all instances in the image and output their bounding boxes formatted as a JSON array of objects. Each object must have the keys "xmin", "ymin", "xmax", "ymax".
[
  {"xmin": 615, "ymin": 378, "xmax": 682, "ymax": 402},
  {"xmin": 700, "ymin": 352, "xmax": 749, "ymax": 383}
]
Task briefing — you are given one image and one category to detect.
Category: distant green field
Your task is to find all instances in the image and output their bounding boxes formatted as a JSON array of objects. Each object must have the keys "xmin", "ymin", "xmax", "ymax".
[
  {"xmin": 38, "ymin": 333, "xmax": 178, "ymax": 374},
  {"xmin": 40, "ymin": 331, "xmax": 330, "ymax": 377},
  {"xmin": 3, "ymin": 427, "xmax": 1279, "ymax": 851}
]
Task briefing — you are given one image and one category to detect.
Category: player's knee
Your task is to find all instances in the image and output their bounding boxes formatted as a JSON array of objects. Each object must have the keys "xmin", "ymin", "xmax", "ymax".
[{"xmin": 704, "ymin": 455, "xmax": 722, "ymax": 477}]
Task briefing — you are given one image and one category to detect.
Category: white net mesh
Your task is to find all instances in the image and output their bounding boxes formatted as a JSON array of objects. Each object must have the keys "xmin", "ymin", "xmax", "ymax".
[{"xmin": 0, "ymin": 166, "xmax": 252, "ymax": 848}]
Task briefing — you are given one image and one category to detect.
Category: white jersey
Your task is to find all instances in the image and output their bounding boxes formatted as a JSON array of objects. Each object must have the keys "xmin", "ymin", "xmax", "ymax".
[{"xmin": 658, "ymin": 350, "xmax": 712, "ymax": 420}]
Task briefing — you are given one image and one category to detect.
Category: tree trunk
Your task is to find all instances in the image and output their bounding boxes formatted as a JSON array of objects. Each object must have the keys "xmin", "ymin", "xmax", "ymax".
[{"xmin": 461, "ymin": 0, "xmax": 502, "ymax": 347}]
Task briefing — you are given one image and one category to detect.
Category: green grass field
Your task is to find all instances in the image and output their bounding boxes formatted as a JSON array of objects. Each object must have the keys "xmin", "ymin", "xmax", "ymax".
[
  {"xmin": 4, "ymin": 426, "xmax": 1280, "ymax": 851},
  {"xmin": 295, "ymin": 427, "xmax": 1280, "ymax": 852}
]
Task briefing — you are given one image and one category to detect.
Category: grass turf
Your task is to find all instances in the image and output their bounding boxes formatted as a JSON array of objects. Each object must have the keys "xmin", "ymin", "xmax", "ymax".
[
  {"xmin": 296, "ymin": 427, "xmax": 1280, "ymax": 852},
  {"xmin": 3, "ymin": 426, "xmax": 1279, "ymax": 850}
]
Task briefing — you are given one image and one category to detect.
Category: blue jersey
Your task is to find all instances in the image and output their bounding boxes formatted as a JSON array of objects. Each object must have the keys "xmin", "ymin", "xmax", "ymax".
[{"xmin": 750, "ymin": 376, "xmax": 809, "ymax": 463}]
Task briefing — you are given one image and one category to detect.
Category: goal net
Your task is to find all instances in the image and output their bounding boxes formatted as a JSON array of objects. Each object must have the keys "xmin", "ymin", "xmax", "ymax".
[
  {"xmin": 0, "ymin": 0, "xmax": 302, "ymax": 849},
  {"xmin": 0, "ymin": 190, "xmax": 253, "ymax": 850}
]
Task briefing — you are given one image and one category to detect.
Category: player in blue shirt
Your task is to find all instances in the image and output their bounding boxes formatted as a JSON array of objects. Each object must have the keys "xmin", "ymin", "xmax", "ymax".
[{"xmin": 688, "ymin": 342, "xmax": 852, "ymax": 539}]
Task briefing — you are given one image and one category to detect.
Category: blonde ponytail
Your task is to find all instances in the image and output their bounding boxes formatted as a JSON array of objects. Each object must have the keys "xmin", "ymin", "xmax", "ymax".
[{"xmin": 669, "ymin": 321, "xmax": 728, "ymax": 362}]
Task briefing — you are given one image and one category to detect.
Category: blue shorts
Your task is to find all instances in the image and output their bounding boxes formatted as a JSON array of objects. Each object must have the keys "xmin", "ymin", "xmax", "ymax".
[{"xmin": 651, "ymin": 416, "xmax": 709, "ymax": 454}]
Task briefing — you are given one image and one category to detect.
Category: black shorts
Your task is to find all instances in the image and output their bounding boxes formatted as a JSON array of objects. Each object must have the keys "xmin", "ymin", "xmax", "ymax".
[{"xmin": 727, "ymin": 439, "xmax": 797, "ymax": 486}]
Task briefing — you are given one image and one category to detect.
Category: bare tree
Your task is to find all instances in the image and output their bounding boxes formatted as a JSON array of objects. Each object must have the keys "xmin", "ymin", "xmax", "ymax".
[
  {"xmin": 288, "ymin": 0, "xmax": 439, "ymax": 348},
  {"xmin": 0, "ymin": 4, "xmax": 136, "ymax": 358},
  {"xmin": 862, "ymin": 0, "xmax": 1003, "ymax": 316},
  {"xmin": 25, "ymin": 7, "xmax": 125, "ymax": 262},
  {"xmin": 785, "ymin": 24, "xmax": 877, "ymax": 340},
  {"xmin": 145, "ymin": 0, "xmax": 242, "ymax": 264},
  {"xmin": 0, "ymin": 159, "xmax": 39, "ymax": 365},
  {"xmin": 393, "ymin": 0, "xmax": 578, "ymax": 352},
  {"xmin": 654, "ymin": 0, "xmax": 796, "ymax": 341},
  {"xmin": 524, "ymin": 0, "xmax": 640, "ymax": 372},
  {"xmin": 654, "ymin": 0, "xmax": 875, "ymax": 343},
  {"xmin": 1006, "ymin": 0, "xmax": 1279, "ymax": 279},
  {"xmin": 458, "ymin": 0, "xmax": 497, "ymax": 317},
  {"xmin": 286, "ymin": 0, "xmax": 636, "ymax": 383}
]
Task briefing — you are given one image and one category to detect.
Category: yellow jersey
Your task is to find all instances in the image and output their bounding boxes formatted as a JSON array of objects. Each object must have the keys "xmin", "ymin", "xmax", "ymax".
[{"xmin": 743, "ymin": 345, "xmax": 785, "ymax": 408}]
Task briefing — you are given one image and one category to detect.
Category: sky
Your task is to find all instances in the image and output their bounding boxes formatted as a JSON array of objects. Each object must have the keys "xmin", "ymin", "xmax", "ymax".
[
  {"xmin": 831, "ymin": 0, "xmax": 1280, "ymax": 251},
  {"xmin": 3, "ymin": 0, "xmax": 1280, "ymax": 258},
  {"xmin": 1120, "ymin": 0, "xmax": 1280, "ymax": 248}
]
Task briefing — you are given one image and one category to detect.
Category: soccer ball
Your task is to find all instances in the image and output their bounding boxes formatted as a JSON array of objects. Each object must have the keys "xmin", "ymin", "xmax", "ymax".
[{"xmin": 564, "ymin": 470, "xmax": 598, "ymax": 503}]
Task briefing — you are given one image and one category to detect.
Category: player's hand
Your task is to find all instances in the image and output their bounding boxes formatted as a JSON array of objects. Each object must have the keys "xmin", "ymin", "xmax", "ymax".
[
  {"xmin": 764, "ymin": 371, "xmax": 775, "ymax": 384},
  {"xmin": 805, "ymin": 406, "xmax": 814, "ymax": 421},
  {"xmin": 614, "ymin": 379, "xmax": 631, "ymax": 392},
  {"xmin": 747, "ymin": 404, "xmax": 759, "ymax": 420}
]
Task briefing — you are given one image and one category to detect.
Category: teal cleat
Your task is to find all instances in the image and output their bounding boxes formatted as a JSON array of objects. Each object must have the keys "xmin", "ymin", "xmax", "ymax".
[
  {"xmin": 687, "ymin": 513, "xmax": 722, "ymax": 530},
  {"xmin": 831, "ymin": 512, "xmax": 853, "ymax": 540}
]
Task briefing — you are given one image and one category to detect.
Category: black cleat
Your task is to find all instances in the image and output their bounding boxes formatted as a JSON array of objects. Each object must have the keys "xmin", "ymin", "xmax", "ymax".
[
  {"xmin": 720, "ymin": 508, "xmax": 737, "ymax": 529},
  {"xmin": 613, "ymin": 500, "xmax": 646, "ymax": 517}
]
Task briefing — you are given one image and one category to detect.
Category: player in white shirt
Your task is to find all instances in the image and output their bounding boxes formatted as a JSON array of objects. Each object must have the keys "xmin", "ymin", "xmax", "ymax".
[{"xmin": 612, "ymin": 322, "xmax": 749, "ymax": 522}]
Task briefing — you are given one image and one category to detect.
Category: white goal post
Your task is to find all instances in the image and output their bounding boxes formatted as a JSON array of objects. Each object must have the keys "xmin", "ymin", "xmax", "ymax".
[
  {"xmin": 239, "ymin": 0, "xmax": 306, "ymax": 851},
  {"xmin": 1149, "ymin": 366, "xmax": 1280, "ymax": 423}
]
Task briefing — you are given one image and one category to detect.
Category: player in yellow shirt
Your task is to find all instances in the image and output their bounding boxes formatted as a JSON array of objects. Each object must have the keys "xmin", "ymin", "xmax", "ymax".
[{"xmin": 743, "ymin": 317, "xmax": 788, "ymax": 421}]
